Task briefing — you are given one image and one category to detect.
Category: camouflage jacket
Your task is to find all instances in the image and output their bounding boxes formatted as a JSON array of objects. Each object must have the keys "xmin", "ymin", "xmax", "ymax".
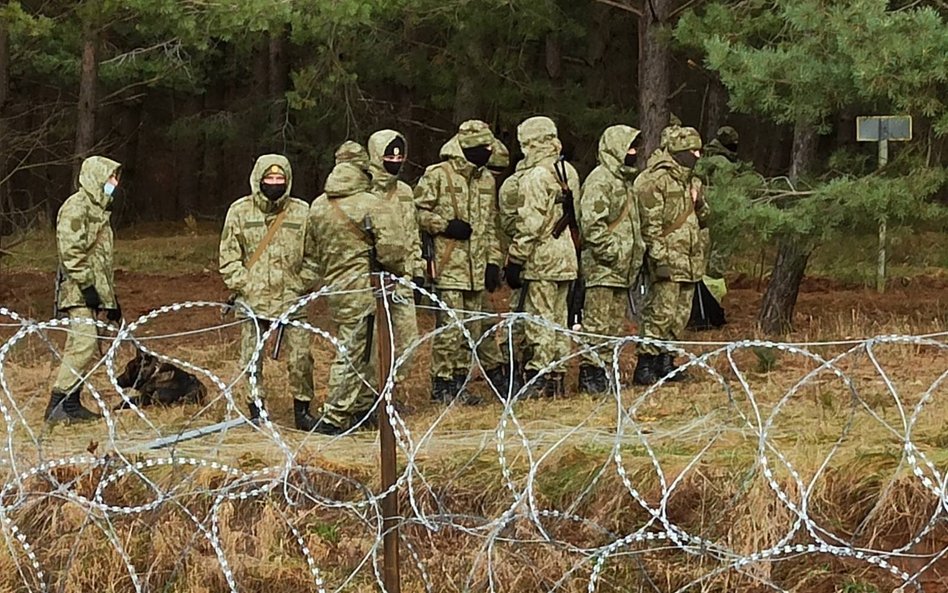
[
  {"xmin": 413, "ymin": 132, "xmax": 502, "ymax": 291},
  {"xmin": 507, "ymin": 139, "xmax": 579, "ymax": 281},
  {"xmin": 367, "ymin": 129, "xmax": 425, "ymax": 279},
  {"xmin": 579, "ymin": 125, "xmax": 645, "ymax": 289},
  {"xmin": 695, "ymin": 139, "xmax": 742, "ymax": 183},
  {"xmin": 633, "ymin": 152, "xmax": 710, "ymax": 283},
  {"xmin": 56, "ymin": 156, "xmax": 122, "ymax": 310},
  {"xmin": 305, "ymin": 162, "xmax": 408, "ymax": 320},
  {"xmin": 218, "ymin": 154, "xmax": 310, "ymax": 319}
]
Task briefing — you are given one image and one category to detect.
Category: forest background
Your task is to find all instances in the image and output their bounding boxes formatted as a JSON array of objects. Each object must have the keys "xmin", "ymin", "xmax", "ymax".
[{"xmin": 1, "ymin": 0, "xmax": 946, "ymax": 332}]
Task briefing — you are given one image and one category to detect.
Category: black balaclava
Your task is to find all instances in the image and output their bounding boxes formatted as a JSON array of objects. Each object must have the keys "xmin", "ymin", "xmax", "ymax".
[
  {"xmin": 672, "ymin": 150, "xmax": 699, "ymax": 170},
  {"xmin": 462, "ymin": 144, "xmax": 492, "ymax": 168},
  {"xmin": 623, "ymin": 135, "xmax": 642, "ymax": 168},
  {"xmin": 260, "ymin": 182, "xmax": 286, "ymax": 201},
  {"xmin": 383, "ymin": 137, "xmax": 406, "ymax": 176}
]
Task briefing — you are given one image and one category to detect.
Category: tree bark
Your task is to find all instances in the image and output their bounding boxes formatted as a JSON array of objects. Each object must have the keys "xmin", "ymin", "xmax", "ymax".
[
  {"xmin": 0, "ymin": 21, "xmax": 10, "ymax": 220},
  {"xmin": 702, "ymin": 78, "xmax": 727, "ymax": 141},
  {"xmin": 453, "ymin": 33, "xmax": 483, "ymax": 123},
  {"xmin": 638, "ymin": 0, "xmax": 673, "ymax": 157},
  {"xmin": 74, "ymin": 21, "xmax": 99, "ymax": 179},
  {"xmin": 757, "ymin": 119, "xmax": 819, "ymax": 334},
  {"xmin": 268, "ymin": 27, "xmax": 289, "ymax": 143}
]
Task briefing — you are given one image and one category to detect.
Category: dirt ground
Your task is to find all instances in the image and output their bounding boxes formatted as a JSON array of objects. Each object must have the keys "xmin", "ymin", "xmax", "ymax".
[{"xmin": 3, "ymin": 268, "xmax": 946, "ymax": 340}]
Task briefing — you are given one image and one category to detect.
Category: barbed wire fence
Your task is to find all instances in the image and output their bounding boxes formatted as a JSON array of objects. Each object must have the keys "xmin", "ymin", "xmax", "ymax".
[{"xmin": 0, "ymin": 274, "xmax": 946, "ymax": 593}]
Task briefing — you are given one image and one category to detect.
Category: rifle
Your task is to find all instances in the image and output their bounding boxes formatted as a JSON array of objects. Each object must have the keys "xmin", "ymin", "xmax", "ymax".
[
  {"xmin": 271, "ymin": 322, "xmax": 285, "ymax": 360},
  {"xmin": 362, "ymin": 214, "xmax": 379, "ymax": 364},
  {"xmin": 421, "ymin": 231, "xmax": 437, "ymax": 282},
  {"xmin": 53, "ymin": 265, "xmax": 65, "ymax": 319},
  {"xmin": 551, "ymin": 157, "xmax": 585, "ymax": 329}
]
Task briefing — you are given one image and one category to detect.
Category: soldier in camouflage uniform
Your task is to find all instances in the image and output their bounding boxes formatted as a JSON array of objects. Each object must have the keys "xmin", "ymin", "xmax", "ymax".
[
  {"xmin": 219, "ymin": 155, "xmax": 316, "ymax": 429},
  {"xmin": 505, "ymin": 116, "xmax": 580, "ymax": 397},
  {"xmin": 577, "ymin": 125, "xmax": 645, "ymax": 394},
  {"xmin": 305, "ymin": 159, "xmax": 409, "ymax": 434},
  {"xmin": 367, "ymin": 130, "xmax": 425, "ymax": 382},
  {"xmin": 695, "ymin": 125, "xmax": 743, "ymax": 280},
  {"xmin": 414, "ymin": 120, "xmax": 507, "ymax": 404},
  {"xmin": 632, "ymin": 127, "xmax": 709, "ymax": 385},
  {"xmin": 46, "ymin": 156, "xmax": 123, "ymax": 423}
]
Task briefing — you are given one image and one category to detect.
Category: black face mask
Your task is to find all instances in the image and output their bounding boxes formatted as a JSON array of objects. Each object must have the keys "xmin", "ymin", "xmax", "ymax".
[
  {"xmin": 383, "ymin": 160, "xmax": 403, "ymax": 176},
  {"xmin": 672, "ymin": 151, "xmax": 699, "ymax": 170},
  {"xmin": 723, "ymin": 142, "xmax": 738, "ymax": 153},
  {"xmin": 623, "ymin": 153, "xmax": 638, "ymax": 168},
  {"xmin": 462, "ymin": 145, "xmax": 492, "ymax": 168},
  {"xmin": 260, "ymin": 183, "xmax": 287, "ymax": 201}
]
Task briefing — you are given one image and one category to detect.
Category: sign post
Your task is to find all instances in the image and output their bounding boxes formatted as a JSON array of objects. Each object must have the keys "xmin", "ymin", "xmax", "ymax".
[{"xmin": 856, "ymin": 115, "xmax": 912, "ymax": 294}]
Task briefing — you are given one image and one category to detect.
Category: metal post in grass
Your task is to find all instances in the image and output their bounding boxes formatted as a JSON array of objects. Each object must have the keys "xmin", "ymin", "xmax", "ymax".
[
  {"xmin": 373, "ymin": 269, "xmax": 401, "ymax": 593},
  {"xmin": 857, "ymin": 115, "xmax": 912, "ymax": 294}
]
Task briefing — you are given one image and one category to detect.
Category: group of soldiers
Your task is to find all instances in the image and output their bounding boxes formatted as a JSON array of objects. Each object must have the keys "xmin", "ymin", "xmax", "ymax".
[{"xmin": 46, "ymin": 115, "xmax": 744, "ymax": 435}]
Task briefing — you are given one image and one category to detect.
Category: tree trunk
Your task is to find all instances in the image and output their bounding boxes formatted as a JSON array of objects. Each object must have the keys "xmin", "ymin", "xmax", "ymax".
[
  {"xmin": 268, "ymin": 27, "xmax": 289, "ymax": 145},
  {"xmin": 545, "ymin": 34, "xmax": 562, "ymax": 81},
  {"xmin": 453, "ymin": 33, "xmax": 483, "ymax": 123},
  {"xmin": 175, "ymin": 93, "xmax": 203, "ymax": 217},
  {"xmin": 0, "ymin": 21, "xmax": 9, "ymax": 220},
  {"xmin": 74, "ymin": 22, "xmax": 99, "ymax": 181},
  {"xmin": 757, "ymin": 120, "xmax": 819, "ymax": 334},
  {"xmin": 638, "ymin": 0, "xmax": 673, "ymax": 157},
  {"xmin": 702, "ymin": 78, "xmax": 727, "ymax": 141}
]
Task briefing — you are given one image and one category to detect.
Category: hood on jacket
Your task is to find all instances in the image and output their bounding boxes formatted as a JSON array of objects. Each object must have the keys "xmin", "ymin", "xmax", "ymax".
[
  {"xmin": 324, "ymin": 162, "xmax": 370, "ymax": 198},
  {"xmin": 598, "ymin": 125, "xmax": 641, "ymax": 179},
  {"xmin": 517, "ymin": 116, "xmax": 562, "ymax": 168},
  {"xmin": 367, "ymin": 129, "xmax": 406, "ymax": 189},
  {"xmin": 250, "ymin": 154, "xmax": 293, "ymax": 211},
  {"xmin": 78, "ymin": 156, "xmax": 122, "ymax": 210}
]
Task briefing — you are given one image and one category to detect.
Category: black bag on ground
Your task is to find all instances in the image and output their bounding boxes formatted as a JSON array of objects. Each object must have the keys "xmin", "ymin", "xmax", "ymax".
[{"xmin": 688, "ymin": 279, "xmax": 726, "ymax": 330}]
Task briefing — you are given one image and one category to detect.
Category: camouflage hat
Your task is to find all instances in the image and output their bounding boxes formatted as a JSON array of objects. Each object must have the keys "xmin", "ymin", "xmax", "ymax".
[
  {"xmin": 659, "ymin": 125, "xmax": 681, "ymax": 149},
  {"xmin": 716, "ymin": 125, "xmax": 739, "ymax": 146},
  {"xmin": 665, "ymin": 126, "xmax": 703, "ymax": 152},
  {"xmin": 517, "ymin": 116, "xmax": 558, "ymax": 146},
  {"xmin": 487, "ymin": 138, "xmax": 510, "ymax": 170},
  {"xmin": 457, "ymin": 120, "xmax": 495, "ymax": 148},
  {"xmin": 334, "ymin": 140, "xmax": 369, "ymax": 168}
]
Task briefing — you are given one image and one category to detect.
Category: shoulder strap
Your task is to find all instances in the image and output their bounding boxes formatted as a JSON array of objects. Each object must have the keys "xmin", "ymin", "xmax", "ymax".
[
  {"xmin": 246, "ymin": 207, "xmax": 289, "ymax": 270},
  {"xmin": 607, "ymin": 190, "xmax": 634, "ymax": 233},
  {"xmin": 439, "ymin": 162, "xmax": 460, "ymax": 217},
  {"xmin": 328, "ymin": 199, "xmax": 370, "ymax": 244},
  {"xmin": 660, "ymin": 199, "xmax": 695, "ymax": 238}
]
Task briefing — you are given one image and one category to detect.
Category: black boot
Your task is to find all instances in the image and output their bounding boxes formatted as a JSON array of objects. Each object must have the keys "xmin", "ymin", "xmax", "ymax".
[
  {"xmin": 44, "ymin": 391, "xmax": 68, "ymax": 423},
  {"xmin": 453, "ymin": 375, "xmax": 482, "ymax": 406},
  {"xmin": 432, "ymin": 376, "xmax": 456, "ymax": 403},
  {"xmin": 545, "ymin": 373, "xmax": 566, "ymax": 398},
  {"xmin": 63, "ymin": 389, "xmax": 101, "ymax": 420},
  {"xmin": 520, "ymin": 369, "xmax": 545, "ymax": 400},
  {"xmin": 247, "ymin": 401, "xmax": 265, "ymax": 425},
  {"xmin": 633, "ymin": 354, "xmax": 659, "ymax": 386},
  {"xmin": 657, "ymin": 353, "xmax": 688, "ymax": 382},
  {"xmin": 578, "ymin": 365, "xmax": 609, "ymax": 394},
  {"xmin": 311, "ymin": 418, "xmax": 346, "ymax": 436},
  {"xmin": 294, "ymin": 399, "xmax": 319, "ymax": 431},
  {"xmin": 485, "ymin": 365, "xmax": 518, "ymax": 397}
]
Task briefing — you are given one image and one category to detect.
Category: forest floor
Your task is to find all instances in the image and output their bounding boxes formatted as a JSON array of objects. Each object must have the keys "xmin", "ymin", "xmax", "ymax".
[{"xmin": 0, "ymin": 226, "xmax": 946, "ymax": 592}]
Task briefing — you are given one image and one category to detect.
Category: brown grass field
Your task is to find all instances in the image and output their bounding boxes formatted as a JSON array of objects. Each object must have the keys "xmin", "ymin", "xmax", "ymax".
[{"xmin": 0, "ymin": 226, "xmax": 946, "ymax": 592}]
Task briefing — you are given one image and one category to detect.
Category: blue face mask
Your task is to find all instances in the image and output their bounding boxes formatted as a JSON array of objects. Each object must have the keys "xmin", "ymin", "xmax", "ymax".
[{"xmin": 104, "ymin": 182, "xmax": 117, "ymax": 197}]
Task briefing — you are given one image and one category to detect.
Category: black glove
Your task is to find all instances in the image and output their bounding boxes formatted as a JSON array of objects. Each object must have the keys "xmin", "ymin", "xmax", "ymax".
[
  {"xmin": 484, "ymin": 264, "xmax": 502, "ymax": 293},
  {"xmin": 81, "ymin": 285, "xmax": 101, "ymax": 310},
  {"xmin": 411, "ymin": 276, "xmax": 427, "ymax": 305},
  {"xmin": 443, "ymin": 218, "xmax": 473, "ymax": 241},
  {"xmin": 504, "ymin": 261, "xmax": 524, "ymax": 290},
  {"xmin": 106, "ymin": 306, "xmax": 122, "ymax": 323}
]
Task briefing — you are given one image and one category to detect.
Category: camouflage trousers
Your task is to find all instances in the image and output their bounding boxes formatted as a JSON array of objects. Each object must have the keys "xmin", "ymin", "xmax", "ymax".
[
  {"xmin": 52, "ymin": 307, "xmax": 99, "ymax": 394},
  {"xmin": 390, "ymin": 282, "xmax": 419, "ymax": 382},
  {"xmin": 239, "ymin": 318, "xmax": 314, "ymax": 404},
  {"xmin": 432, "ymin": 289, "xmax": 506, "ymax": 380},
  {"xmin": 639, "ymin": 280, "xmax": 695, "ymax": 356},
  {"xmin": 581, "ymin": 286, "xmax": 628, "ymax": 367},
  {"xmin": 521, "ymin": 280, "xmax": 571, "ymax": 373},
  {"xmin": 319, "ymin": 297, "xmax": 377, "ymax": 429}
]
